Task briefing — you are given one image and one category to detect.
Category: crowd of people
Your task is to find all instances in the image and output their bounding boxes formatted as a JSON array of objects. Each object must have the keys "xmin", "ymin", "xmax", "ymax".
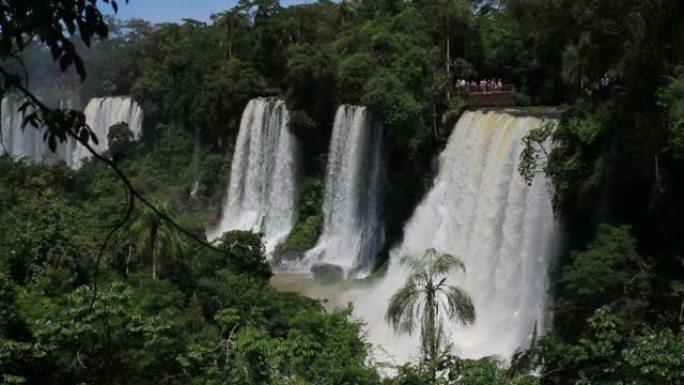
[{"xmin": 455, "ymin": 78, "xmax": 508, "ymax": 93}]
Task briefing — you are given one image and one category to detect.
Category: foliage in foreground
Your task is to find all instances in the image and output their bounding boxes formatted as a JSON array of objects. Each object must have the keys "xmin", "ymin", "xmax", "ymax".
[
  {"xmin": 514, "ymin": 225, "xmax": 684, "ymax": 385},
  {"xmin": 0, "ymin": 155, "xmax": 378, "ymax": 385}
]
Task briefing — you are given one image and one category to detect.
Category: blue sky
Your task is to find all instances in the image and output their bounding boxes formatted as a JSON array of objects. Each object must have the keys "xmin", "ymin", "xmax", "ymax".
[{"xmin": 109, "ymin": 0, "xmax": 315, "ymax": 23}]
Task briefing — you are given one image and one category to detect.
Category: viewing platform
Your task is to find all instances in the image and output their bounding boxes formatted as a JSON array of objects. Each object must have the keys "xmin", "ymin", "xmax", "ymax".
[{"xmin": 456, "ymin": 84, "xmax": 516, "ymax": 107}]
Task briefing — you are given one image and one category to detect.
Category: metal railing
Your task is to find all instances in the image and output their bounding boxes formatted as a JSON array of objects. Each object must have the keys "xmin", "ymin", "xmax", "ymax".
[{"xmin": 455, "ymin": 84, "xmax": 515, "ymax": 94}]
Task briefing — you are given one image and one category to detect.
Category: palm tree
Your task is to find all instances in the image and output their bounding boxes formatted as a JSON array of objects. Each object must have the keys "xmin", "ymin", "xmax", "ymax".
[
  {"xmin": 129, "ymin": 198, "xmax": 186, "ymax": 280},
  {"xmin": 385, "ymin": 248, "xmax": 475, "ymax": 363},
  {"xmin": 338, "ymin": 0, "xmax": 358, "ymax": 26}
]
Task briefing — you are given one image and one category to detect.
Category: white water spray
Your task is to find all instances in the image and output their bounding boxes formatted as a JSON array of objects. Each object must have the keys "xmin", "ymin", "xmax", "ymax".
[
  {"xmin": 305, "ymin": 105, "xmax": 385, "ymax": 276},
  {"xmin": 347, "ymin": 109, "xmax": 560, "ymax": 364},
  {"xmin": 210, "ymin": 98, "xmax": 299, "ymax": 254}
]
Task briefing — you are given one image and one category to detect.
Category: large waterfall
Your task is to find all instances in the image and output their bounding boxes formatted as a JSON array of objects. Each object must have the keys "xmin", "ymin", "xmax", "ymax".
[
  {"xmin": 210, "ymin": 98, "xmax": 299, "ymax": 254},
  {"xmin": 305, "ymin": 105, "xmax": 385, "ymax": 276},
  {"xmin": 1, "ymin": 96, "xmax": 143, "ymax": 168},
  {"xmin": 347, "ymin": 109, "xmax": 560, "ymax": 363}
]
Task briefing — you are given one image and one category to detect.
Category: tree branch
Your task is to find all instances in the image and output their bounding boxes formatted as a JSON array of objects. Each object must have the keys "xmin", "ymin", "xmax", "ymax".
[{"xmin": 1, "ymin": 71, "xmax": 234, "ymax": 308}]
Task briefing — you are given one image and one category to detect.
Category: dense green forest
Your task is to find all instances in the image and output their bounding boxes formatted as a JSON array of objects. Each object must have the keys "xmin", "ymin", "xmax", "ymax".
[{"xmin": 1, "ymin": 0, "xmax": 684, "ymax": 384}]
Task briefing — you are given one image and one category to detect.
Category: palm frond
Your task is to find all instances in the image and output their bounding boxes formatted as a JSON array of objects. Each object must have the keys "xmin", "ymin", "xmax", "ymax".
[
  {"xmin": 429, "ymin": 250, "xmax": 465, "ymax": 277},
  {"xmin": 385, "ymin": 279, "xmax": 420, "ymax": 334},
  {"xmin": 158, "ymin": 223, "xmax": 186, "ymax": 258},
  {"xmin": 400, "ymin": 253, "xmax": 423, "ymax": 274},
  {"xmin": 400, "ymin": 253, "xmax": 430, "ymax": 284},
  {"xmin": 443, "ymin": 285, "xmax": 476, "ymax": 326}
]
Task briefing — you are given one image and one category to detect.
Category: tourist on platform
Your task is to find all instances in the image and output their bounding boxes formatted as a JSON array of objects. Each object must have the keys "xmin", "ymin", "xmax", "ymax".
[{"xmin": 600, "ymin": 74, "xmax": 611, "ymax": 87}]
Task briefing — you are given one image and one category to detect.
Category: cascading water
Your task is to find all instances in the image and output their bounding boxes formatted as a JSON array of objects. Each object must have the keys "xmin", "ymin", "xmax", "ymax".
[
  {"xmin": 305, "ymin": 105, "xmax": 385, "ymax": 276},
  {"xmin": 1, "ymin": 96, "xmax": 142, "ymax": 168},
  {"xmin": 210, "ymin": 98, "xmax": 299, "ymax": 254},
  {"xmin": 72, "ymin": 96, "xmax": 143, "ymax": 167},
  {"xmin": 1, "ymin": 96, "xmax": 51, "ymax": 162},
  {"xmin": 346, "ymin": 109, "xmax": 560, "ymax": 363}
]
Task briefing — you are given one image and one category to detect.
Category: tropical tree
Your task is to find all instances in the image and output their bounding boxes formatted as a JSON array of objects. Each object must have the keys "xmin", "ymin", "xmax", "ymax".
[
  {"xmin": 338, "ymin": 0, "xmax": 358, "ymax": 26},
  {"xmin": 385, "ymin": 248, "xmax": 475, "ymax": 364},
  {"xmin": 561, "ymin": 33, "xmax": 593, "ymax": 96},
  {"xmin": 129, "ymin": 198, "xmax": 186, "ymax": 280}
]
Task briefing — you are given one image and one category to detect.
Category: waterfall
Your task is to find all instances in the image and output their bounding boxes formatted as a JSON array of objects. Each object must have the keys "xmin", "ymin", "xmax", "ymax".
[
  {"xmin": 347, "ymin": 109, "xmax": 560, "ymax": 363},
  {"xmin": 1, "ymin": 96, "xmax": 55, "ymax": 163},
  {"xmin": 305, "ymin": 105, "xmax": 385, "ymax": 276},
  {"xmin": 72, "ymin": 96, "xmax": 143, "ymax": 167},
  {"xmin": 210, "ymin": 97, "xmax": 299, "ymax": 254},
  {"xmin": 1, "ymin": 96, "xmax": 142, "ymax": 168}
]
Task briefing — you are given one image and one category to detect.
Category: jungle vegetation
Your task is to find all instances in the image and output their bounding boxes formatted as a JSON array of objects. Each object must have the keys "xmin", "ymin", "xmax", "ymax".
[{"xmin": 1, "ymin": 0, "xmax": 684, "ymax": 384}]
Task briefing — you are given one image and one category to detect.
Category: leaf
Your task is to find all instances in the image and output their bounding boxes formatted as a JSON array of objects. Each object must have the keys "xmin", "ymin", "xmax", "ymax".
[
  {"xmin": 59, "ymin": 55, "xmax": 72, "ymax": 72},
  {"xmin": 90, "ymin": 129, "xmax": 99, "ymax": 145},
  {"xmin": 18, "ymin": 102, "xmax": 31, "ymax": 114},
  {"xmin": 48, "ymin": 135, "xmax": 56, "ymax": 152},
  {"xmin": 75, "ymin": 56, "xmax": 86, "ymax": 80}
]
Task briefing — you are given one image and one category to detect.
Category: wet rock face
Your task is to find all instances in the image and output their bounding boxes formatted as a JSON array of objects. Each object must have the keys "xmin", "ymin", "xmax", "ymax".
[{"xmin": 311, "ymin": 263, "xmax": 344, "ymax": 284}]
